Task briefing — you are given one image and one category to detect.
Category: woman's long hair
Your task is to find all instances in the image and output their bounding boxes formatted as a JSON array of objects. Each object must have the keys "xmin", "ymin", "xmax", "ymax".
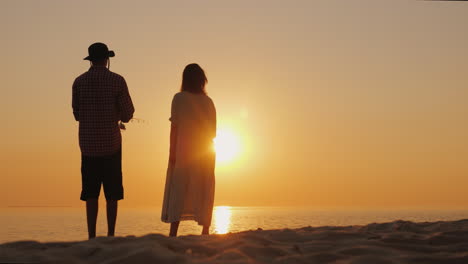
[{"xmin": 181, "ymin": 63, "xmax": 207, "ymax": 94}]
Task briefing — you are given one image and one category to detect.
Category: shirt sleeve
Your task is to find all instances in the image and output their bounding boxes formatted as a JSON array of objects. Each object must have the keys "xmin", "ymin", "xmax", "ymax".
[
  {"xmin": 72, "ymin": 79, "xmax": 80, "ymax": 121},
  {"xmin": 118, "ymin": 77, "xmax": 135, "ymax": 123},
  {"xmin": 210, "ymin": 98, "xmax": 217, "ymax": 139},
  {"xmin": 169, "ymin": 94, "xmax": 180, "ymax": 124}
]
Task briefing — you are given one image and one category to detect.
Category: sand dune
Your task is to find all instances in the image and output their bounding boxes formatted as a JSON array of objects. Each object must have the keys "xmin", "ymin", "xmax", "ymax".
[{"xmin": 1, "ymin": 219, "xmax": 468, "ymax": 264}]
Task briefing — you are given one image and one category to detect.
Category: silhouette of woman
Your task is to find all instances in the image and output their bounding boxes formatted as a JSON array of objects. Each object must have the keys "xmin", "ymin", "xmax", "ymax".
[{"xmin": 161, "ymin": 64, "xmax": 217, "ymax": 237}]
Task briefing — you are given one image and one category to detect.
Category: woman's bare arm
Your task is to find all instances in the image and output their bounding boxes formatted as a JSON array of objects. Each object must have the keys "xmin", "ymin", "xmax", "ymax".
[{"xmin": 169, "ymin": 123, "xmax": 178, "ymax": 165}]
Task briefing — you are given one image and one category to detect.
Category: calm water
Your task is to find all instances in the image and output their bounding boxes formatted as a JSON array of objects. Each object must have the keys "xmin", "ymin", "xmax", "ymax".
[{"xmin": 1, "ymin": 207, "xmax": 468, "ymax": 243}]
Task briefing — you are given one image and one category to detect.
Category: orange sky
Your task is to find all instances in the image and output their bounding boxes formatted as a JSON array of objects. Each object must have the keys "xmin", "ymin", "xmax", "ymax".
[{"xmin": 1, "ymin": 0, "xmax": 468, "ymax": 208}]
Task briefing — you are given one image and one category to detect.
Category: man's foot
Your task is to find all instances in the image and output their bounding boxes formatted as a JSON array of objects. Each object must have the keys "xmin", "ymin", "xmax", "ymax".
[
  {"xmin": 86, "ymin": 199, "xmax": 98, "ymax": 240},
  {"xmin": 106, "ymin": 200, "xmax": 118, "ymax": 237}
]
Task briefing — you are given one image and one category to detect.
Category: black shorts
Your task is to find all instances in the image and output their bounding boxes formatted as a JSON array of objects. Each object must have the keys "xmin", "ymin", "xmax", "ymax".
[{"xmin": 80, "ymin": 149, "xmax": 124, "ymax": 201}]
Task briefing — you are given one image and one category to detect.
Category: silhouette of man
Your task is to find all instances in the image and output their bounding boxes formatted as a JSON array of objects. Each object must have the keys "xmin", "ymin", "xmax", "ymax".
[{"xmin": 72, "ymin": 42, "xmax": 134, "ymax": 239}]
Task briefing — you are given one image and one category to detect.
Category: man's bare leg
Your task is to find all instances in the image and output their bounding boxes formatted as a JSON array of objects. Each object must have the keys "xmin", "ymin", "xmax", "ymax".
[
  {"xmin": 106, "ymin": 200, "xmax": 118, "ymax": 237},
  {"xmin": 170, "ymin": 221, "xmax": 180, "ymax": 237},
  {"xmin": 86, "ymin": 199, "xmax": 98, "ymax": 239},
  {"xmin": 202, "ymin": 225, "xmax": 209, "ymax": 235}
]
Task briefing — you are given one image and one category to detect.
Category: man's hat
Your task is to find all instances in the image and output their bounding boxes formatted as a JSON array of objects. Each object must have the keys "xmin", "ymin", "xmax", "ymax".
[{"xmin": 84, "ymin": 42, "xmax": 115, "ymax": 61}]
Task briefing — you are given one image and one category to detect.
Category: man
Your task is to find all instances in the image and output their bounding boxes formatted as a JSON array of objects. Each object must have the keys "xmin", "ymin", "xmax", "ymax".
[{"xmin": 72, "ymin": 42, "xmax": 134, "ymax": 239}]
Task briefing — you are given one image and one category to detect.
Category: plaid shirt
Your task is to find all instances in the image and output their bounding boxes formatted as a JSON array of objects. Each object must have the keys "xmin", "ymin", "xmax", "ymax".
[{"xmin": 72, "ymin": 66, "xmax": 134, "ymax": 156}]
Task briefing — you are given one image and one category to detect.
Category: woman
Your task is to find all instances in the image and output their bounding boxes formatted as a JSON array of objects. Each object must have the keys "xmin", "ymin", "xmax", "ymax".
[{"xmin": 161, "ymin": 63, "xmax": 217, "ymax": 237}]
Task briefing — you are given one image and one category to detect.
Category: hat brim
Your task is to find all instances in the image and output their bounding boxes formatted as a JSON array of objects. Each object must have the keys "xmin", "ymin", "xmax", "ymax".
[{"xmin": 83, "ymin": 50, "xmax": 115, "ymax": 60}]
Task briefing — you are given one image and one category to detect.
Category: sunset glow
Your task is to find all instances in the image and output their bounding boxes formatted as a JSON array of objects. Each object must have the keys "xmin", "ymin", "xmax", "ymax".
[
  {"xmin": 2, "ymin": 0, "xmax": 468, "ymax": 209},
  {"xmin": 214, "ymin": 128, "xmax": 241, "ymax": 164},
  {"xmin": 213, "ymin": 206, "xmax": 232, "ymax": 234}
]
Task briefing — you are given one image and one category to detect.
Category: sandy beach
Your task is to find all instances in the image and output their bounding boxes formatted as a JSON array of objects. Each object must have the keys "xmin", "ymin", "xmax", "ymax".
[{"xmin": 1, "ymin": 219, "xmax": 468, "ymax": 264}]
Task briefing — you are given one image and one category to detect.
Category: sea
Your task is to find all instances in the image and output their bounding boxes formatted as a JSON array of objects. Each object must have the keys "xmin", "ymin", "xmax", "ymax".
[{"xmin": 1, "ymin": 207, "xmax": 468, "ymax": 243}]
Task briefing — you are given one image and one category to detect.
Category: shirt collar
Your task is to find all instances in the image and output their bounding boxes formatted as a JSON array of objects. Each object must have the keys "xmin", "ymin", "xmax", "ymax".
[{"xmin": 89, "ymin": 66, "xmax": 109, "ymax": 72}]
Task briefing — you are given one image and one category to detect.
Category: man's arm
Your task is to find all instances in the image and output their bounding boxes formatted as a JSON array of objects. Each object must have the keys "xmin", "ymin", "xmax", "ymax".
[
  {"xmin": 72, "ymin": 80, "xmax": 80, "ymax": 121},
  {"xmin": 118, "ymin": 78, "xmax": 135, "ymax": 123}
]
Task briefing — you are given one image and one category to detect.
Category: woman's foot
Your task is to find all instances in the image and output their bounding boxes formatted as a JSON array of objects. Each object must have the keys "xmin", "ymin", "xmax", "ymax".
[
  {"xmin": 202, "ymin": 225, "xmax": 209, "ymax": 235},
  {"xmin": 170, "ymin": 221, "xmax": 180, "ymax": 237}
]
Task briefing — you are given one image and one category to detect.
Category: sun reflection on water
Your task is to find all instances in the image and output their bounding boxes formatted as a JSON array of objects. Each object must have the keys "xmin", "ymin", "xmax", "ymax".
[{"xmin": 213, "ymin": 206, "xmax": 232, "ymax": 234}]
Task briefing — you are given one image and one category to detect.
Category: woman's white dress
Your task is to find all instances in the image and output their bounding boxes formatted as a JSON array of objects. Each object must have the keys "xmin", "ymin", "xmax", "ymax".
[{"xmin": 161, "ymin": 91, "xmax": 216, "ymax": 226}]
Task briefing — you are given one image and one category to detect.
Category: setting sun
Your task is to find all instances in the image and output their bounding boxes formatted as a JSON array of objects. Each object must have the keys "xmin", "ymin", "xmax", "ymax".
[{"xmin": 214, "ymin": 128, "xmax": 241, "ymax": 164}]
